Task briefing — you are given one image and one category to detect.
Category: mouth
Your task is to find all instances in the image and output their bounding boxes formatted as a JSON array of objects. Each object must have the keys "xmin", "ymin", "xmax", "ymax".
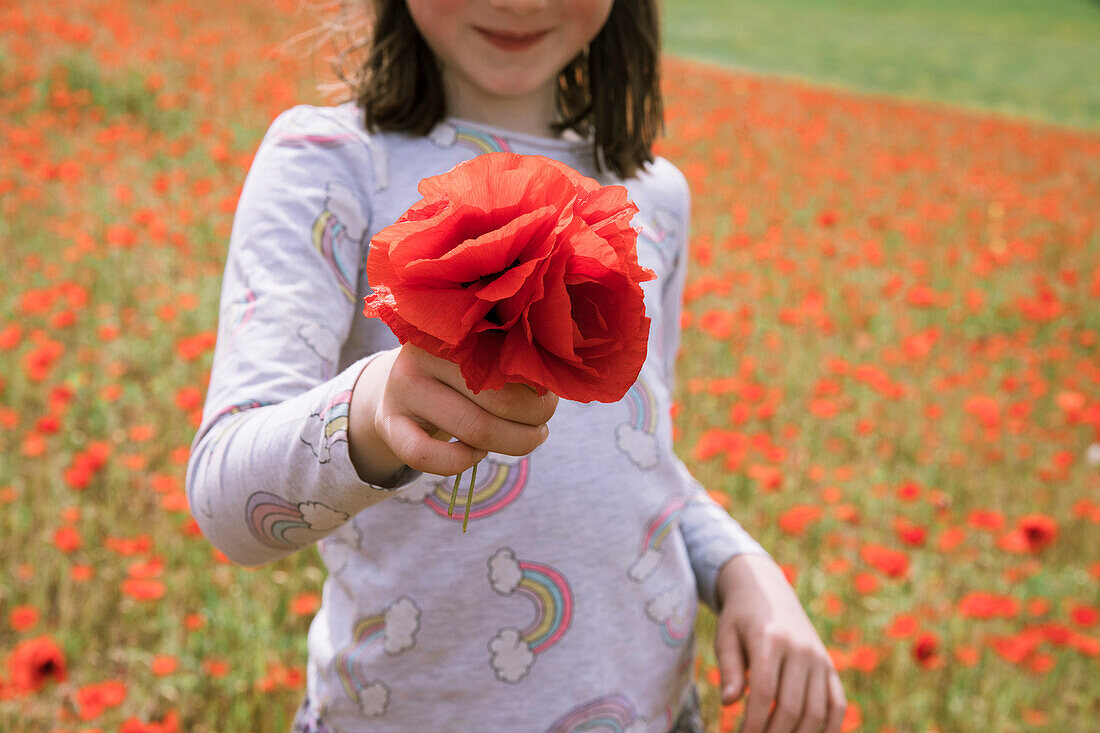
[{"xmin": 474, "ymin": 27, "xmax": 550, "ymax": 52}]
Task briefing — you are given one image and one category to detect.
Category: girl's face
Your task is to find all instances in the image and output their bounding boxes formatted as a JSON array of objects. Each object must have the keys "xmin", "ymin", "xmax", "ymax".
[{"xmin": 406, "ymin": 0, "xmax": 613, "ymax": 134}]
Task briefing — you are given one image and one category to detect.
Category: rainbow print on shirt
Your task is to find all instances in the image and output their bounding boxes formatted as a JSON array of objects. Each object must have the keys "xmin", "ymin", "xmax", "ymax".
[
  {"xmin": 627, "ymin": 495, "xmax": 687, "ymax": 583},
  {"xmin": 487, "ymin": 548, "xmax": 573, "ymax": 683},
  {"xmin": 301, "ymin": 389, "xmax": 352, "ymax": 464},
  {"xmin": 644, "ymin": 586, "xmax": 694, "ymax": 647},
  {"xmin": 544, "ymin": 694, "xmax": 646, "ymax": 733},
  {"xmin": 244, "ymin": 491, "xmax": 349, "ymax": 551},
  {"xmin": 395, "ymin": 453, "xmax": 528, "ymax": 523},
  {"xmin": 429, "ymin": 122, "xmax": 513, "ymax": 154},
  {"xmin": 312, "ymin": 181, "xmax": 369, "ymax": 303},
  {"xmin": 615, "ymin": 375, "xmax": 661, "ymax": 470},
  {"xmin": 334, "ymin": 596, "xmax": 421, "ymax": 719}
]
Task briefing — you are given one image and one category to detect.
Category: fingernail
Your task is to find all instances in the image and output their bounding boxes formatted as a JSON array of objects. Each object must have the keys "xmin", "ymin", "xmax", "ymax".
[{"xmin": 538, "ymin": 424, "xmax": 549, "ymax": 441}]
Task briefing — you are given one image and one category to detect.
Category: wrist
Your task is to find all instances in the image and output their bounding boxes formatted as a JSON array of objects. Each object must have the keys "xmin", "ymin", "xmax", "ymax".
[
  {"xmin": 348, "ymin": 351, "xmax": 409, "ymax": 485},
  {"xmin": 716, "ymin": 552, "xmax": 778, "ymax": 610}
]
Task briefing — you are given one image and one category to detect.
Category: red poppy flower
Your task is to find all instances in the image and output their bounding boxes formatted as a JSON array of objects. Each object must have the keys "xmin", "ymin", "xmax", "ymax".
[
  {"xmin": 911, "ymin": 631, "xmax": 941, "ymax": 668},
  {"xmin": 958, "ymin": 591, "xmax": 1019, "ymax": 619},
  {"xmin": 1017, "ymin": 513, "xmax": 1058, "ymax": 551},
  {"xmin": 77, "ymin": 679, "xmax": 127, "ymax": 720},
  {"xmin": 120, "ymin": 710, "xmax": 180, "ymax": 733},
  {"xmin": 860, "ymin": 543, "xmax": 910, "ymax": 579},
  {"xmin": 7, "ymin": 636, "xmax": 66, "ymax": 694},
  {"xmin": 363, "ymin": 153, "xmax": 654, "ymax": 403},
  {"xmin": 8, "ymin": 606, "xmax": 38, "ymax": 632}
]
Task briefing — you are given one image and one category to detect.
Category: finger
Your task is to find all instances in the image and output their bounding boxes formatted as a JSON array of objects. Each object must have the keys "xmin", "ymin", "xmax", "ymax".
[
  {"xmin": 790, "ymin": 663, "xmax": 828, "ymax": 733},
  {"xmin": 823, "ymin": 670, "xmax": 847, "ymax": 733},
  {"xmin": 379, "ymin": 413, "xmax": 486, "ymax": 476},
  {"xmin": 714, "ymin": 622, "xmax": 747, "ymax": 704},
  {"xmin": 737, "ymin": 645, "xmax": 780, "ymax": 733},
  {"xmin": 406, "ymin": 345, "xmax": 558, "ymax": 425},
  {"xmin": 463, "ymin": 380, "xmax": 559, "ymax": 426},
  {"xmin": 761, "ymin": 653, "xmax": 808, "ymax": 733},
  {"xmin": 404, "ymin": 376, "xmax": 550, "ymax": 456}
]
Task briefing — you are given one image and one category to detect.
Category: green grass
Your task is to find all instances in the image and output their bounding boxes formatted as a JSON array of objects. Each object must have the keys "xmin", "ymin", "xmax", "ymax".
[{"xmin": 663, "ymin": 0, "xmax": 1100, "ymax": 130}]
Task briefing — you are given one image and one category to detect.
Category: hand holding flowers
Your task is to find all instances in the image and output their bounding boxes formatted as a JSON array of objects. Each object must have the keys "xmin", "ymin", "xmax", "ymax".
[
  {"xmin": 347, "ymin": 342, "xmax": 557, "ymax": 488},
  {"xmin": 352, "ymin": 153, "xmax": 653, "ymax": 530}
]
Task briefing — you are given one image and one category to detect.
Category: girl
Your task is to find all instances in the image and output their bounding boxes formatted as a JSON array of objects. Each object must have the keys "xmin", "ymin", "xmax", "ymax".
[{"xmin": 186, "ymin": 1, "xmax": 847, "ymax": 731}]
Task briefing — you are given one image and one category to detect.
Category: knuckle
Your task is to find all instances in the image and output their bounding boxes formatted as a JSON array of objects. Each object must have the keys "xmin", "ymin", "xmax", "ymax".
[
  {"xmin": 790, "ymin": 642, "xmax": 815, "ymax": 660},
  {"xmin": 489, "ymin": 387, "xmax": 521, "ymax": 416},
  {"xmin": 805, "ymin": 700, "xmax": 827, "ymax": 722},
  {"xmin": 458, "ymin": 412, "xmax": 493, "ymax": 447},
  {"xmin": 393, "ymin": 440, "xmax": 427, "ymax": 473},
  {"xmin": 753, "ymin": 682, "xmax": 777, "ymax": 700},
  {"xmin": 778, "ymin": 698, "xmax": 802, "ymax": 718}
]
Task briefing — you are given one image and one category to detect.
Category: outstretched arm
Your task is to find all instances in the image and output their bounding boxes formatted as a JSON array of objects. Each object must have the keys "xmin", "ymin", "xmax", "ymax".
[{"xmin": 188, "ymin": 107, "xmax": 554, "ymax": 566}]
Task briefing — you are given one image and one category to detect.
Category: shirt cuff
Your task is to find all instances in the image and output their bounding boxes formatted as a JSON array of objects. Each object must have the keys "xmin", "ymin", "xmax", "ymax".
[
  {"xmin": 324, "ymin": 353, "xmax": 424, "ymax": 494},
  {"xmin": 680, "ymin": 497, "xmax": 773, "ymax": 611}
]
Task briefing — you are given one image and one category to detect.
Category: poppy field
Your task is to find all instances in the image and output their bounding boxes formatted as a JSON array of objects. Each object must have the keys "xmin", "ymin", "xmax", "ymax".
[{"xmin": 1, "ymin": 1, "xmax": 1098, "ymax": 732}]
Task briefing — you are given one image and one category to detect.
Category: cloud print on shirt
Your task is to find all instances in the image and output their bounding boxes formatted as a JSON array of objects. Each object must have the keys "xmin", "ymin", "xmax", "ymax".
[{"xmin": 486, "ymin": 548, "xmax": 573, "ymax": 684}]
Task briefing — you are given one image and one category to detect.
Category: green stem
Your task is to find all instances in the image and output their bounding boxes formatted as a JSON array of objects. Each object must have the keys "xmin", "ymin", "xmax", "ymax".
[
  {"xmin": 462, "ymin": 461, "xmax": 478, "ymax": 533},
  {"xmin": 447, "ymin": 471, "xmax": 462, "ymax": 517}
]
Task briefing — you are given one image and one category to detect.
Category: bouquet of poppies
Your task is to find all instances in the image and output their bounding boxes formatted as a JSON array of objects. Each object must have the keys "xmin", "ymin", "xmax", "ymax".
[{"xmin": 363, "ymin": 153, "xmax": 655, "ymax": 530}]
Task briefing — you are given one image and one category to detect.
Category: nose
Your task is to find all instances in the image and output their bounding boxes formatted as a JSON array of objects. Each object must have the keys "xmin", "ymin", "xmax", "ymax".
[{"xmin": 488, "ymin": 0, "xmax": 547, "ymax": 12}]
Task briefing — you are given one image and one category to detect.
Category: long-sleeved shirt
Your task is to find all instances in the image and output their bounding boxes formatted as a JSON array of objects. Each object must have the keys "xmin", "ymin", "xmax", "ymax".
[{"xmin": 187, "ymin": 103, "xmax": 772, "ymax": 732}]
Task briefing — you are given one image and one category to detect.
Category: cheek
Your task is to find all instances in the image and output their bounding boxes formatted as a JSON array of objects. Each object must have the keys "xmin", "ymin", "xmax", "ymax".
[
  {"xmin": 569, "ymin": 0, "xmax": 614, "ymax": 41},
  {"xmin": 405, "ymin": 0, "xmax": 464, "ymax": 47}
]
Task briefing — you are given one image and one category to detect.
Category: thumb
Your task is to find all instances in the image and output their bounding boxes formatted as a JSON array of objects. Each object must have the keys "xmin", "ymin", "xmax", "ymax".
[{"xmin": 714, "ymin": 622, "xmax": 747, "ymax": 705}]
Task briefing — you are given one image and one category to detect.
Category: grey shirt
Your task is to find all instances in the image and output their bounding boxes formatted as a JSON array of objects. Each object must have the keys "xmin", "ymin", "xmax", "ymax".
[{"xmin": 187, "ymin": 104, "xmax": 771, "ymax": 732}]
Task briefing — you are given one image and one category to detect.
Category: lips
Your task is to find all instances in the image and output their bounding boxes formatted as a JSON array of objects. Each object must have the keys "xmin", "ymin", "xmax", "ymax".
[{"xmin": 474, "ymin": 27, "xmax": 550, "ymax": 52}]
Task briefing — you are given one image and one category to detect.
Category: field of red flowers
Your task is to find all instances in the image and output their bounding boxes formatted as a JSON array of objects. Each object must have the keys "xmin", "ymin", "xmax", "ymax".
[{"xmin": 2, "ymin": 1, "xmax": 1098, "ymax": 731}]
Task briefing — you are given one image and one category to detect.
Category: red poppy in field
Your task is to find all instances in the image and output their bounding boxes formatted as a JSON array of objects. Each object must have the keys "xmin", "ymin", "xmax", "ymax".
[
  {"xmin": 104, "ymin": 534, "xmax": 153, "ymax": 555},
  {"xmin": 958, "ymin": 591, "xmax": 1019, "ymax": 619},
  {"xmin": 363, "ymin": 153, "xmax": 654, "ymax": 403},
  {"xmin": 53, "ymin": 525, "xmax": 81, "ymax": 553},
  {"xmin": 911, "ymin": 631, "xmax": 941, "ymax": 669},
  {"xmin": 893, "ymin": 516, "xmax": 927, "ymax": 547},
  {"xmin": 7, "ymin": 635, "xmax": 66, "ymax": 694},
  {"xmin": 202, "ymin": 658, "xmax": 229, "ymax": 678},
  {"xmin": 966, "ymin": 508, "xmax": 1005, "ymax": 531},
  {"xmin": 853, "ymin": 572, "xmax": 879, "ymax": 594},
  {"xmin": 290, "ymin": 592, "xmax": 321, "ymax": 617},
  {"xmin": 120, "ymin": 710, "xmax": 180, "ymax": 733},
  {"xmin": 778, "ymin": 504, "xmax": 822, "ymax": 535},
  {"xmin": 8, "ymin": 606, "xmax": 38, "ymax": 632},
  {"xmin": 77, "ymin": 679, "xmax": 127, "ymax": 720},
  {"xmin": 1070, "ymin": 603, "xmax": 1098, "ymax": 628},
  {"xmin": 860, "ymin": 543, "xmax": 910, "ymax": 579},
  {"xmin": 151, "ymin": 655, "xmax": 178, "ymax": 676},
  {"xmin": 885, "ymin": 613, "xmax": 918, "ymax": 639},
  {"xmin": 122, "ymin": 579, "xmax": 166, "ymax": 601},
  {"xmin": 999, "ymin": 513, "xmax": 1059, "ymax": 553},
  {"xmin": 1017, "ymin": 514, "xmax": 1058, "ymax": 550}
]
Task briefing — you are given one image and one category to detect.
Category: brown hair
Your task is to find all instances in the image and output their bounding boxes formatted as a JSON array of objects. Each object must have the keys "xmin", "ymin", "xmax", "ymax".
[{"xmin": 333, "ymin": 0, "xmax": 663, "ymax": 179}]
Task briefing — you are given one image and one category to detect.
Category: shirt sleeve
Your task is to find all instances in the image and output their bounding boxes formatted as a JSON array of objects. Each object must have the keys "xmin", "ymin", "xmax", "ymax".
[
  {"xmin": 656, "ymin": 161, "xmax": 774, "ymax": 612},
  {"xmin": 186, "ymin": 106, "xmax": 416, "ymax": 567}
]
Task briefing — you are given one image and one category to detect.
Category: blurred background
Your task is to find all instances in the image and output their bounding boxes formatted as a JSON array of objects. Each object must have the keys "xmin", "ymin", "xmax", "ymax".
[
  {"xmin": 664, "ymin": 0, "xmax": 1100, "ymax": 130},
  {"xmin": 1, "ymin": 0, "xmax": 1098, "ymax": 731}
]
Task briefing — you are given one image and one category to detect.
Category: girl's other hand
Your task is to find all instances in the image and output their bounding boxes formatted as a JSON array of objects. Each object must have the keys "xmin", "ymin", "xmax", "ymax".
[
  {"xmin": 714, "ymin": 554, "xmax": 847, "ymax": 733},
  {"xmin": 348, "ymin": 344, "xmax": 558, "ymax": 484}
]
